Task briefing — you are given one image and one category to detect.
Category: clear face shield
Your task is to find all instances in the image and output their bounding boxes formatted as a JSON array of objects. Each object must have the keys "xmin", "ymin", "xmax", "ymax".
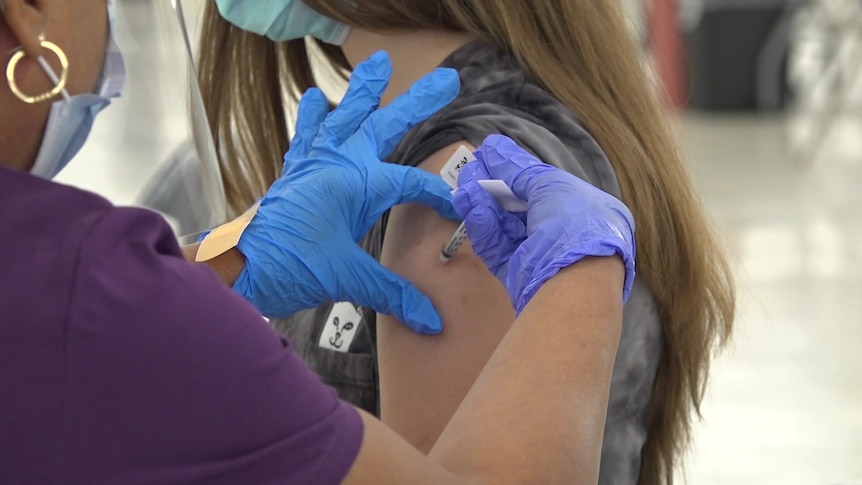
[{"xmin": 55, "ymin": 0, "xmax": 227, "ymax": 244}]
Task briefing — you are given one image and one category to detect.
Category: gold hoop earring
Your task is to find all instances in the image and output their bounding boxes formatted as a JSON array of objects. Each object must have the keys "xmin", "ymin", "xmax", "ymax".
[{"xmin": 6, "ymin": 40, "xmax": 69, "ymax": 104}]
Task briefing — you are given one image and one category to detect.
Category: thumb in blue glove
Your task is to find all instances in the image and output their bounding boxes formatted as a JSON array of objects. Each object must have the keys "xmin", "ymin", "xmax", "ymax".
[
  {"xmin": 232, "ymin": 51, "xmax": 462, "ymax": 334},
  {"xmin": 453, "ymin": 134, "xmax": 636, "ymax": 314}
]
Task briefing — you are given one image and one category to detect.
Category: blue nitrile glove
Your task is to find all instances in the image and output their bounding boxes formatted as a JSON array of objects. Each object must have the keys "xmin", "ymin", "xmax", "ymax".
[
  {"xmin": 232, "ymin": 51, "xmax": 461, "ymax": 334},
  {"xmin": 453, "ymin": 135, "xmax": 636, "ymax": 314}
]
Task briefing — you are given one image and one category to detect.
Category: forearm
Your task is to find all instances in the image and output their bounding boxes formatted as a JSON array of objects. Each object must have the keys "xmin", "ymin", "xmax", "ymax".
[
  {"xmin": 181, "ymin": 244, "xmax": 200, "ymax": 264},
  {"xmin": 428, "ymin": 258, "xmax": 625, "ymax": 484},
  {"xmin": 182, "ymin": 244, "xmax": 247, "ymax": 287}
]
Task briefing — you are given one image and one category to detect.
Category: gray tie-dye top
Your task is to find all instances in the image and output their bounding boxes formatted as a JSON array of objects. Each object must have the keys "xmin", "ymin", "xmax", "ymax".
[{"xmin": 275, "ymin": 40, "xmax": 662, "ymax": 484}]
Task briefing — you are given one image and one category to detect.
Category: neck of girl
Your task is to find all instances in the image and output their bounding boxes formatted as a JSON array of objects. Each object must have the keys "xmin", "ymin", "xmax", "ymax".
[{"xmin": 341, "ymin": 28, "xmax": 475, "ymax": 107}]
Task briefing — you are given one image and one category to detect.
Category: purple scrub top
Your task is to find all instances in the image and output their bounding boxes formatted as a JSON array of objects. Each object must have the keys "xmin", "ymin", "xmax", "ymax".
[{"xmin": 0, "ymin": 166, "xmax": 363, "ymax": 484}]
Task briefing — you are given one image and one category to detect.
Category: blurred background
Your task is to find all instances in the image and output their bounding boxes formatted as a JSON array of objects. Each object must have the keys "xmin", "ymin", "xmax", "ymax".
[{"xmin": 56, "ymin": 0, "xmax": 861, "ymax": 483}]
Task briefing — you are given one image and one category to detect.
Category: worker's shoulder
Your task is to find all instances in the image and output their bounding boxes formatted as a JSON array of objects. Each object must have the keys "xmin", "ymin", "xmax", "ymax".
[
  {"xmin": 0, "ymin": 168, "xmax": 115, "ymax": 294},
  {"xmin": 0, "ymin": 166, "xmax": 114, "ymax": 238}
]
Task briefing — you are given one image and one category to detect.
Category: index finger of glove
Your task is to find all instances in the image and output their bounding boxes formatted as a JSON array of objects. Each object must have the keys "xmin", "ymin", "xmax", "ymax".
[
  {"xmin": 362, "ymin": 67, "xmax": 460, "ymax": 159},
  {"xmin": 339, "ymin": 247, "xmax": 444, "ymax": 335},
  {"xmin": 318, "ymin": 51, "xmax": 392, "ymax": 147},
  {"xmin": 381, "ymin": 164, "xmax": 462, "ymax": 222}
]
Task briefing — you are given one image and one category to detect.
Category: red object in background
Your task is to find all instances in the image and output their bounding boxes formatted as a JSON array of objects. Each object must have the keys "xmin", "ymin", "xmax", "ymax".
[{"xmin": 649, "ymin": 0, "xmax": 687, "ymax": 108}]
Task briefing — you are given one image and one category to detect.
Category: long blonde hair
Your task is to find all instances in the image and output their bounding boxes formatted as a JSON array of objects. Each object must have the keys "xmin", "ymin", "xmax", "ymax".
[{"xmin": 197, "ymin": 2, "xmax": 735, "ymax": 483}]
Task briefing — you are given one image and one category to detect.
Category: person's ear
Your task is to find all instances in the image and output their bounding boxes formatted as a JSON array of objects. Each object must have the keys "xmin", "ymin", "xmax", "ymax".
[{"xmin": 2, "ymin": 0, "xmax": 45, "ymax": 57}]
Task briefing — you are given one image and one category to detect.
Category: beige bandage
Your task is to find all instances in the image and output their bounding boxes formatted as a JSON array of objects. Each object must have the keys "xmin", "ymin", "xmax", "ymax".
[{"xmin": 194, "ymin": 202, "xmax": 261, "ymax": 262}]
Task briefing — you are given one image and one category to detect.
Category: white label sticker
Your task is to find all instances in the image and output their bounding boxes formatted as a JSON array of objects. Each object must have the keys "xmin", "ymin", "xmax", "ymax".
[
  {"xmin": 440, "ymin": 145, "xmax": 477, "ymax": 189},
  {"xmin": 318, "ymin": 302, "xmax": 364, "ymax": 352},
  {"xmin": 477, "ymin": 180, "xmax": 529, "ymax": 212}
]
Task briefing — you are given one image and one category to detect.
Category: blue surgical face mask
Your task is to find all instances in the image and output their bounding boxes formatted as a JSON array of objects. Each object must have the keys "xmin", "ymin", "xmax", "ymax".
[
  {"xmin": 216, "ymin": 0, "xmax": 351, "ymax": 45},
  {"xmin": 29, "ymin": 0, "xmax": 126, "ymax": 180}
]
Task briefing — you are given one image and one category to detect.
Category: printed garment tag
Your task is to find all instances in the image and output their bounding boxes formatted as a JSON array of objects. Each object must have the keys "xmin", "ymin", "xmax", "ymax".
[
  {"xmin": 319, "ymin": 302, "xmax": 364, "ymax": 352},
  {"xmin": 440, "ymin": 145, "xmax": 477, "ymax": 189},
  {"xmin": 194, "ymin": 202, "xmax": 261, "ymax": 262}
]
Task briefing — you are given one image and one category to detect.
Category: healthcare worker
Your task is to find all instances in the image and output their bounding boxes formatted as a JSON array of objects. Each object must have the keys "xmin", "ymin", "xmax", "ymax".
[{"xmin": 0, "ymin": 0, "xmax": 636, "ymax": 483}]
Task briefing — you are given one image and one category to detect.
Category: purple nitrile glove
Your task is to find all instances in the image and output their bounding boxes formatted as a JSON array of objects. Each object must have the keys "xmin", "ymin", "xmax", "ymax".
[{"xmin": 453, "ymin": 134, "xmax": 636, "ymax": 314}]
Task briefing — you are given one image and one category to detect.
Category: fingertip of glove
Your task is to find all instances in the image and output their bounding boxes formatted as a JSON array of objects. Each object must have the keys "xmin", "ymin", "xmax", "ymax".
[
  {"xmin": 367, "ymin": 50, "xmax": 389, "ymax": 62},
  {"xmin": 402, "ymin": 295, "xmax": 444, "ymax": 335},
  {"xmin": 419, "ymin": 68, "xmax": 461, "ymax": 102},
  {"xmin": 297, "ymin": 88, "xmax": 329, "ymax": 114},
  {"xmin": 416, "ymin": 323, "xmax": 444, "ymax": 335},
  {"xmin": 481, "ymin": 134, "xmax": 514, "ymax": 149},
  {"xmin": 435, "ymin": 68, "xmax": 461, "ymax": 87},
  {"xmin": 300, "ymin": 87, "xmax": 326, "ymax": 101},
  {"xmin": 406, "ymin": 313, "xmax": 443, "ymax": 335},
  {"xmin": 362, "ymin": 51, "xmax": 394, "ymax": 77},
  {"xmin": 480, "ymin": 135, "xmax": 525, "ymax": 164}
]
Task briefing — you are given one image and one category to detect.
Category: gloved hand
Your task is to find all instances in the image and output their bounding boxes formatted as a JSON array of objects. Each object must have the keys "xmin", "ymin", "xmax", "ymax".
[
  {"xmin": 453, "ymin": 135, "xmax": 636, "ymax": 314},
  {"xmin": 232, "ymin": 51, "xmax": 461, "ymax": 334}
]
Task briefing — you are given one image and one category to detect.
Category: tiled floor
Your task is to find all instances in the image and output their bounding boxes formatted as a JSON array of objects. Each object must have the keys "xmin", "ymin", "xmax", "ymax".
[
  {"xmin": 678, "ymin": 111, "xmax": 862, "ymax": 484},
  {"xmin": 54, "ymin": 2, "xmax": 861, "ymax": 482}
]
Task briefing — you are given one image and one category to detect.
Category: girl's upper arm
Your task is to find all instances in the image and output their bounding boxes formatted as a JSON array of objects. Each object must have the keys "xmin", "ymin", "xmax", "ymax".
[{"xmin": 377, "ymin": 142, "xmax": 518, "ymax": 453}]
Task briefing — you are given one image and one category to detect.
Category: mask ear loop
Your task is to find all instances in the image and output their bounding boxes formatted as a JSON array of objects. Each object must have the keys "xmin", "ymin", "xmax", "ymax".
[{"xmin": 6, "ymin": 35, "xmax": 71, "ymax": 104}]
